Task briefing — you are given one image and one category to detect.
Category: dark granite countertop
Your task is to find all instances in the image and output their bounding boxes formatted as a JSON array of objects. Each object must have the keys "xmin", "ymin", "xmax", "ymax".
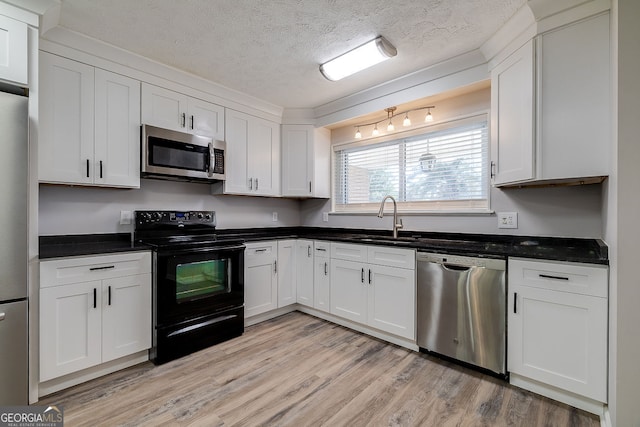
[
  {"xmin": 39, "ymin": 233, "xmax": 152, "ymax": 259},
  {"xmin": 39, "ymin": 227, "xmax": 608, "ymax": 265}
]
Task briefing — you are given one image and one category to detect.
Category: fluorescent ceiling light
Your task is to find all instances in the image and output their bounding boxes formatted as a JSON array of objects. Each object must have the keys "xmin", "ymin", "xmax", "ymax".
[{"xmin": 320, "ymin": 36, "xmax": 397, "ymax": 81}]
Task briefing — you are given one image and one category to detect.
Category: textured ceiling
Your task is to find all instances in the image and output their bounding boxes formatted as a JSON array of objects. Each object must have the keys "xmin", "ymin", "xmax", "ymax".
[{"xmin": 56, "ymin": 0, "xmax": 526, "ymax": 109}]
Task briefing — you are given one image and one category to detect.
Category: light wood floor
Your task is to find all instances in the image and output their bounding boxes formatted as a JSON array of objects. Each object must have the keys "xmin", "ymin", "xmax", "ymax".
[{"xmin": 40, "ymin": 312, "xmax": 600, "ymax": 426}]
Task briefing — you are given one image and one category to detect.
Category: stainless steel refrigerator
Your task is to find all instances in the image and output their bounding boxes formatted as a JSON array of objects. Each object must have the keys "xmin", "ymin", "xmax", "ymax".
[{"xmin": 0, "ymin": 88, "xmax": 28, "ymax": 405}]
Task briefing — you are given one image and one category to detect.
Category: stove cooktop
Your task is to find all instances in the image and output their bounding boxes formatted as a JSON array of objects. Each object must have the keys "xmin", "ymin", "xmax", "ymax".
[{"xmin": 134, "ymin": 210, "xmax": 245, "ymax": 250}]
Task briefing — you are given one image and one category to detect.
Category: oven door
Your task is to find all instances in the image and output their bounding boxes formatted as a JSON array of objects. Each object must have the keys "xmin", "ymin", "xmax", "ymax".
[{"xmin": 155, "ymin": 243, "xmax": 244, "ymax": 327}]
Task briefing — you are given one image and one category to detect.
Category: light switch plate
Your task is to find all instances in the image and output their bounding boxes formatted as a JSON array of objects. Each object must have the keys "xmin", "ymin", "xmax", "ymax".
[
  {"xmin": 322, "ymin": 212, "xmax": 329, "ymax": 222},
  {"xmin": 497, "ymin": 212, "xmax": 518, "ymax": 229},
  {"xmin": 120, "ymin": 210, "xmax": 133, "ymax": 225},
  {"xmin": 272, "ymin": 212, "xmax": 278, "ymax": 222}
]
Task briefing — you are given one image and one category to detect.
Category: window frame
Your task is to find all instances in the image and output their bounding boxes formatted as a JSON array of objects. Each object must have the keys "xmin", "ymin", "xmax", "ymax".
[{"xmin": 331, "ymin": 112, "xmax": 492, "ymax": 215}]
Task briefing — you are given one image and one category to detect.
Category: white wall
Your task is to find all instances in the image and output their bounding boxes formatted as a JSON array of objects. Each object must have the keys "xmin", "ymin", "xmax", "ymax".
[
  {"xmin": 38, "ymin": 179, "xmax": 301, "ymax": 235},
  {"xmin": 607, "ymin": 1, "xmax": 640, "ymax": 426}
]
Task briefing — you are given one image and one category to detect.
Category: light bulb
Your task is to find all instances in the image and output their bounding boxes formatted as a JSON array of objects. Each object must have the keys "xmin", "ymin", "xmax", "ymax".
[
  {"xmin": 387, "ymin": 120, "xmax": 394, "ymax": 132},
  {"xmin": 425, "ymin": 110, "xmax": 433, "ymax": 122},
  {"xmin": 355, "ymin": 128, "xmax": 362, "ymax": 139},
  {"xmin": 372, "ymin": 124, "xmax": 379, "ymax": 136},
  {"xmin": 403, "ymin": 113, "xmax": 411, "ymax": 127}
]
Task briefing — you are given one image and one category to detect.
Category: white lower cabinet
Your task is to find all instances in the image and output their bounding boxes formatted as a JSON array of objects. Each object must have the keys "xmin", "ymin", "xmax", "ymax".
[
  {"xmin": 39, "ymin": 252, "xmax": 151, "ymax": 382},
  {"xmin": 277, "ymin": 240, "xmax": 296, "ymax": 307},
  {"xmin": 296, "ymin": 240, "xmax": 314, "ymax": 307},
  {"xmin": 330, "ymin": 243, "xmax": 416, "ymax": 340},
  {"xmin": 313, "ymin": 241, "xmax": 331, "ymax": 313},
  {"xmin": 508, "ymin": 258, "xmax": 608, "ymax": 404},
  {"xmin": 244, "ymin": 241, "xmax": 278, "ymax": 318}
]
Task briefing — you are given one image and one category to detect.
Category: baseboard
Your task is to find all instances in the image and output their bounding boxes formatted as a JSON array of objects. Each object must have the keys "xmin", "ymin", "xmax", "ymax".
[
  {"xmin": 38, "ymin": 351, "xmax": 149, "ymax": 398},
  {"xmin": 510, "ymin": 373, "xmax": 605, "ymax": 417}
]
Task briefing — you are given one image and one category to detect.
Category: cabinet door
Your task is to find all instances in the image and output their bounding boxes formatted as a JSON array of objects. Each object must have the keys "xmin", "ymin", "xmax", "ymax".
[
  {"xmin": 188, "ymin": 98, "xmax": 224, "ymax": 140},
  {"xmin": 0, "ymin": 14, "xmax": 27, "ymax": 85},
  {"xmin": 40, "ymin": 281, "xmax": 102, "ymax": 381},
  {"xmin": 39, "ymin": 52, "xmax": 95, "ymax": 185},
  {"xmin": 537, "ymin": 13, "xmax": 610, "ymax": 180},
  {"xmin": 296, "ymin": 240, "xmax": 314, "ymax": 307},
  {"xmin": 141, "ymin": 83, "xmax": 188, "ymax": 132},
  {"xmin": 508, "ymin": 285, "xmax": 607, "ymax": 402},
  {"xmin": 490, "ymin": 40, "xmax": 535, "ymax": 185},
  {"xmin": 244, "ymin": 242, "xmax": 277, "ymax": 317},
  {"xmin": 277, "ymin": 240, "xmax": 296, "ymax": 307},
  {"xmin": 94, "ymin": 69, "xmax": 141, "ymax": 188},
  {"xmin": 102, "ymin": 273, "xmax": 152, "ymax": 362},
  {"xmin": 250, "ymin": 117, "xmax": 280, "ymax": 196},
  {"xmin": 282, "ymin": 125, "xmax": 313, "ymax": 197},
  {"xmin": 223, "ymin": 109, "xmax": 251, "ymax": 194},
  {"xmin": 330, "ymin": 259, "xmax": 367, "ymax": 323},
  {"xmin": 368, "ymin": 264, "xmax": 415, "ymax": 340},
  {"xmin": 313, "ymin": 246, "xmax": 330, "ymax": 313}
]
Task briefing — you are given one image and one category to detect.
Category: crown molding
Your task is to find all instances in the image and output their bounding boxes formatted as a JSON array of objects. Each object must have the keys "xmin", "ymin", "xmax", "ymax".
[{"xmin": 40, "ymin": 26, "xmax": 283, "ymax": 122}]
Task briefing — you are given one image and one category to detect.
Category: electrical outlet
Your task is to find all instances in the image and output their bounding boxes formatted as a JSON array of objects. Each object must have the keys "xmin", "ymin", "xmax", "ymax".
[
  {"xmin": 272, "ymin": 212, "xmax": 278, "ymax": 222},
  {"xmin": 497, "ymin": 212, "xmax": 518, "ymax": 229},
  {"xmin": 322, "ymin": 212, "xmax": 329, "ymax": 222},
  {"xmin": 120, "ymin": 210, "xmax": 133, "ymax": 225}
]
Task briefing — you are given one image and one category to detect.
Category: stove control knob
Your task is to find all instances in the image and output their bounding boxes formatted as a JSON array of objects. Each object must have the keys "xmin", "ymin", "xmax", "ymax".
[
  {"xmin": 197, "ymin": 213, "xmax": 203, "ymax": 219},
  {"xmin": 205, "ymin": 214, "xmax": 211, "ymax": 221}
]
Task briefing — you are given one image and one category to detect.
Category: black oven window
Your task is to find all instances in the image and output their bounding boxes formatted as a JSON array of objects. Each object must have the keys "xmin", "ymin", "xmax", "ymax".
[{"xmin": 175, "ymin": 259, "xmax": 229, "ymax": 302}]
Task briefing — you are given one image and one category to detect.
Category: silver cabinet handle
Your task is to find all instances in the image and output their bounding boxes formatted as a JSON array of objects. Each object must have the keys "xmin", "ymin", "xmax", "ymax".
[
  {"xmin": 309, "ymin": 181, "xmax": 312, "ymax": 193},
  {"xmin": 255, "ymin": 178, "xmax": 259, "ymax": 190},
  {"xmin": 99, "ymin": 160, "xmax": 103, "ymax": 179},
  {"xmin": 274, "ymin": 260, "xmax": 277, "ymax": 274},
  {"xmin": 361, "ymin": 268, "xmax": 364, "ymax": 283},
  {"xmin": 190, "ymin": 115, "xmax": 194, "ymax": 129},
  {"xmin": 86, "ymin": 159, "xmax": 90, "ymax": 178},
  {"xmin": 255, "ymin": 248, "xmax": 267, "ymax": 253},
  {"xmin": 249, "ymin": 178, "xmax": 253, "ymax": 190},
  {"xmin": 539, "ymin": 274, "xmax": 569, "ymax": 281},
  {"xmin": 324, "ymin": 262, "xmax": 328, "ymax": 276},
  {"xmin": 181, "ymin": 112, "xmax": 186, "ymax": 127},
  {"xmin": 308, "ymin": 245, "xmax": 311, "ymax": 257},
  {"xmin": 316, "ymin": 248, "xmax": 327, "ymax": 252}
]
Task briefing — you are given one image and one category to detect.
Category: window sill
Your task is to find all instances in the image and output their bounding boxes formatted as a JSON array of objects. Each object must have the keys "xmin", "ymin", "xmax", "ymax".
[{"xmin": 329, "ymin": 210, "xmax": 495, "ymax": 216}]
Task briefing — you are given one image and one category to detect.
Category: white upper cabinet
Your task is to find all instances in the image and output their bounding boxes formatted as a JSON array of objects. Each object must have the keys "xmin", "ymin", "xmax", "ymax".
[
  {"xmin": 0, "ymin": 14, "xmax": 28, "ymax": 86},
  {"xmin": 39, "ymin": 52, "xmax": 141, "ymax": 188},
  {"xmin": 281, "ymin": 125, "xmax": 331, "ymax": 198},
  {"xmin": 216, "ymin": 108, "xmax": 280, "ymax": 196},
  {"xmin": 490, "ymin": 40, "xmax": 535, "ymax": 185},
  {"xmin": 141, "ymin": 83, "xmax": 224, "ymax": 140},
  {"xmin": 94, "ymin": 69, "xmax": 141, "ymax": 187},
  {"xmin": 491, "ymin": 12, "xmax": 610, "ymax": 187}
]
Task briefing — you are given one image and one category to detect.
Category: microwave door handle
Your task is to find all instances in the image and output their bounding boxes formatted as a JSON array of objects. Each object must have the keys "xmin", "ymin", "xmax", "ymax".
[{"xmin": 208, "ymin": 142, "xmax": 214, "ymax": 177}]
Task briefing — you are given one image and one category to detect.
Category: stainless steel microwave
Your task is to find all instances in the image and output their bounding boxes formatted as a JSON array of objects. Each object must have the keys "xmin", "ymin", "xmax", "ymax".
[{"xmin": 141, "ymin": 124, "xmax": 225, "ymax": 182}]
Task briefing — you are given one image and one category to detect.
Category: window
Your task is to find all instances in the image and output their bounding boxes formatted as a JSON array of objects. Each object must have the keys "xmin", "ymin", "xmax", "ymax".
[{"xmin": 333, "ymin": 115, "xmax": 489, "ymax": 213}]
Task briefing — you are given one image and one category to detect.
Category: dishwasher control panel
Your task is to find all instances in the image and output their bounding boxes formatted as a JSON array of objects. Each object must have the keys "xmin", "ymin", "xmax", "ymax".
[{"xmin": 417, "ymin": 252, "xmax": 505, "ymax": 270}]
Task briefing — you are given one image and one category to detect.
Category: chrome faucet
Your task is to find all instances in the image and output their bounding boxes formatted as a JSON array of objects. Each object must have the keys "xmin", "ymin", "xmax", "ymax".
[{"xmin": 377, "ymin": 195, "xmax": 403, "ymax": 239}]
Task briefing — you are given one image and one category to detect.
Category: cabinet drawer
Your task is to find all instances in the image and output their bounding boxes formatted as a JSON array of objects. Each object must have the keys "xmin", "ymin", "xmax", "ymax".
[
  {"xmin": 368, "ymin": 246, "xmax": 415, "ymax": 270},
  {"xmin": 509, "ymin": 258, "xmax": 607, "ymax": 298},
  {"xmin": 40, "ymin": 252, "xmax": 151, "ymax": 288},
  {"xmin": 245, "ymin": 241, "xmax": 277, "ymax": 264},
  {"xmin": 331, "ymin": 242, "xmax": 368, "ymax": 262},
  {"xmin": 314, "ymin": 241, "xmax": 330, "ymax": 258}
]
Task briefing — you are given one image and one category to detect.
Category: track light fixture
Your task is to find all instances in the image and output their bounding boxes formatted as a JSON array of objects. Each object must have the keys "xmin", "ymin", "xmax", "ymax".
[{"xmin": 353, "ymin": 105, "xmax": 435, "ymax": 139}]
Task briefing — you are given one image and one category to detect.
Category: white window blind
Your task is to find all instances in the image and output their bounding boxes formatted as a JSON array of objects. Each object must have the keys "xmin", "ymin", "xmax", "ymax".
[{"xmin": 333, "ymin": 115, "xmax": 489, "ymax": 213}]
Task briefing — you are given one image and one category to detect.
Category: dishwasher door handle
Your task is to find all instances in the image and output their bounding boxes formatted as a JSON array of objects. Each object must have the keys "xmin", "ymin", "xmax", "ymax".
[{"xmin": 442, "ymin": 263, "xmax": 472, "ymax": 272}]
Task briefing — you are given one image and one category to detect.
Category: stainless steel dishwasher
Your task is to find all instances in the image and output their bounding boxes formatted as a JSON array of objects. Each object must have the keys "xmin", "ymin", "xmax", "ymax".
[{"xmin": 417, "ymin": 252, "xmax": 506, "ymax": 376}]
